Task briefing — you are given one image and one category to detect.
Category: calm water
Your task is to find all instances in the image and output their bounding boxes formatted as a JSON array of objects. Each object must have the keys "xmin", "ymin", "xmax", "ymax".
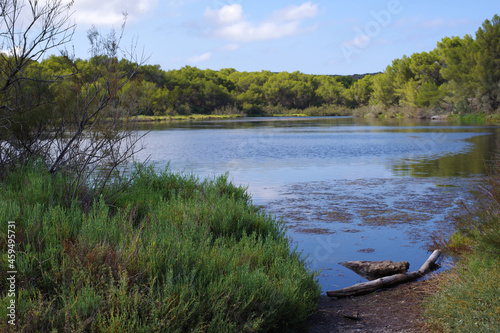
[{"xmin": 134, "ymin": 117, "xmax": 500, "ymax": 293}]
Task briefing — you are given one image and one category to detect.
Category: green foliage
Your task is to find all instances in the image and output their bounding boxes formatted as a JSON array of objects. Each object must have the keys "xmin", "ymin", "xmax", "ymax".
[
  {"xmin": 0, "ymin": 164, "xmax": 320, "ymax": 332},
  {"xmin": 424, "ymin": 154, "xmax": 500, "ymax": 332},
  {"xmin": 437, "ymin": 35, "xmax": 479, "ymax": 108},
  {"xmin": 409, "ymin": 51, "xmax": 443, "ymax": 85},
  {"xmin": 363, "ymin": 14, "xmax": 500, "ymax": 117},
  {"xmin": 424, "ymin": 256, "xmax": 500, "ymax": 333},
  {"xmin": 14, "ymin": 56, "xmax": 375, "ymax": 118},
  {"xmin": 315, "ymin": 76, "xmax": 345, "ymax": 106},
  {"xmin": 415, "ymin": 81, "xmax": 443, "ymax": 108},
  {"xmin": 335, "ymin": 75, "xmax": 357, "ymax": 89},
  {"xmin": 371, "ymin": 70, "xmax": 397, "ymax": 108},
  {"xmin": 454, "ymin": 160, "xmax": 500, "ymax": 254},
  {"xmin": 436, "ymin": 15, "xmax": 500, "ymax": 113},
  {"xmin": 344, "ymin": 75, "xmax": 373, "ymax": 107},
  {"xmin": 475, "ymin": 15, "xmax": 500, "ymax": 111},
  {"xmin": 5, "ymin": 9, "xmax": 500, "ymax": 133}
]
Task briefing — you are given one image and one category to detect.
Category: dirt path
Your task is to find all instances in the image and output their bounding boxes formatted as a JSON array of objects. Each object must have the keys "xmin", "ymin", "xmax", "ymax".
[{"xmin": 295, "ymin": 279, "xmax": 434, "ymax": 333}]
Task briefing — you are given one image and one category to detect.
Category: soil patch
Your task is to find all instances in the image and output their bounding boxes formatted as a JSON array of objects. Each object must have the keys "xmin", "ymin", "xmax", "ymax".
[{"xmin": 294, "ymin": 279, "xmax": 434, "ymax": 333}]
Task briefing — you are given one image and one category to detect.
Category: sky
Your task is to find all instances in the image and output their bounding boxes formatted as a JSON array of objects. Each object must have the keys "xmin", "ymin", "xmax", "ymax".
[{"xmin": 62, "ymin": 0, "xmax": 499, "ymax": 75}]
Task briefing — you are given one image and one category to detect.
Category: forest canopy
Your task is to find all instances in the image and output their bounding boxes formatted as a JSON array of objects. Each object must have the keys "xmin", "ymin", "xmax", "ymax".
[{"xmin": 3, "ymin": 14, "xmax": 499, "ymax": 119}]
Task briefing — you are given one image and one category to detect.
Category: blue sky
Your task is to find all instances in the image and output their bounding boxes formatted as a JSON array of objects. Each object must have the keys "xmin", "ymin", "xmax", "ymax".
[{"xmin": 66, "ymin": 0, "xmax": 499, "ymax": 75}]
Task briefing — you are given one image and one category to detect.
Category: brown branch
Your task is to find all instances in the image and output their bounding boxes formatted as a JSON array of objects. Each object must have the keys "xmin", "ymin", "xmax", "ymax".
[{"xmin": 327, "ymin": 250, "xmax": 442, "ymax": 297}]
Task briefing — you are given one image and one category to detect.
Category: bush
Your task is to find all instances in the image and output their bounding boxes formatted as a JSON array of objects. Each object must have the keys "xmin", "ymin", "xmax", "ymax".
[
  {"xmin": 0, "ymin": 164, "xmax": 320, "ymax": 332},
  {"xmin": 454, "ymin": 158, "xmax": 500, "ymax": 254},
  {"xmin": 424, "ymin": 155, "xmax": 500, "ymax": 332}
]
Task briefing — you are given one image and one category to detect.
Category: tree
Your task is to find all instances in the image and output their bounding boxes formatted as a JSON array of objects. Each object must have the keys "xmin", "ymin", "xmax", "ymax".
[
  {"xmin": 263, "ymin": 72, "xmax": 296, "ymax": 107},
  {"xmin": 474, "ymin": 14, "xmax": 500, "ymax": 111},
  {"xmin": 409, "ymin": 51, "xmax": 443, "ymax": 85},
  {"xmin": 0, "ymin": 0, "xmax": 146, "ymax": 204},
  {"xmin": 371, "ymin": 69, "xmax": 397, "ymax": 108},
  {"xmin": 437, "ymin": 35, "xmax": 478, "ymax": 110},
  {"xmin": 399, "ymin": 78, "xmax": 419, "ymax": 107},
  {"xmin": 416, "ymin": 81, "xmax": 443, "ymax": 108},
  {"xmin": 315, "ymin": 76, "xmax": 345, "ymax": 106},
  {"xmin": 391, "ymin": 55, "xmax": 414, "ymax": 104},
  {"xmin": 345, "ymin": 75, "xmax": 373, "ymax": 107},
  {"xmin": 1, "ymin": 0, "xmax": 75, "ymax": 166}
]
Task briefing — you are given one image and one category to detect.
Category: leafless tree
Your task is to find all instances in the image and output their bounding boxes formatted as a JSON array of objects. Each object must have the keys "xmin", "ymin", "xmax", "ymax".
[
  {"xmin": 1, "ymin": 0, "xmax": 75, "ymax": 162},
  {"xmin": 0, "ymin": 0, "xmax": 148, "ymax": 205}
]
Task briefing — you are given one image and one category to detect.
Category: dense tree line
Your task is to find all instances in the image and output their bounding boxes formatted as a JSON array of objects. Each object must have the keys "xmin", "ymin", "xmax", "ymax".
[
  {"xmin": 111, "ymin": 13, "xmax": 500, "ymax": 117},
  {"xmin": 17, "ymin": 57, "xmax": 371, "ymax": 117},
  {"xmin": 4, "ymin": 14, "xmax": 499, "ymax": 120},
  {"xmin": 369, "ymin": 14, "xmax": 500, "ymax": 117}
]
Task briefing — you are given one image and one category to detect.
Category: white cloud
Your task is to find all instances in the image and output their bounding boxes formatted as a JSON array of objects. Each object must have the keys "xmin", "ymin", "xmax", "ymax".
[
  {"xmin": 1, "ymin": 47, "xmax": 22, "ymax": 57},
  {"xmin": 205, "ymin": 4, "xmax": 243, "ymax": 26},
  {"xmin": 186, "ymin": 52, "xmax": 212, "ymax": 63},
  {"xmin": 204, "ymin": 2, "xmax": 318, "ymax": 43},
  {"xmin": 62, "ymin": 0, "xmax": 159, "ymax": 26},
  {"xmin": 271, "ymin": 2, "xmax": 318, "ymax": 22}
]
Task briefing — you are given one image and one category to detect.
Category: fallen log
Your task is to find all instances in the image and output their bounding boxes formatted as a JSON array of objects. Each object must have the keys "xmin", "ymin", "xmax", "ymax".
[{"xmin": 327, "ymin": 250, "xmax": 441, "ymax": 298}]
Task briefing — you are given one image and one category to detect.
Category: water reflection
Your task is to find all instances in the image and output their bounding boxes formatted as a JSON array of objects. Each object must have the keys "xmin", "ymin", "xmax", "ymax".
[
  {"xmin": 393, "ymin": 133, "xmax": 499, "ymax": 177},
  {"xmin": 136, "ymin": 117, "xmax": 499, "ymax": 187},
  {"xmin": 135, "ymin": 117, "xmax": 500, "ymax": 292}
]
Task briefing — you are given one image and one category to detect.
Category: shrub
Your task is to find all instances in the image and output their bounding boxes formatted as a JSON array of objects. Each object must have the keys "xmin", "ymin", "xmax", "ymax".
[
  {"xmin": 0, "ymin": 164, "xmax": 320, "ymax": 332},
  {"xmin": 424, "ymin": 154, "xmax": 500, "ymax": 332}
]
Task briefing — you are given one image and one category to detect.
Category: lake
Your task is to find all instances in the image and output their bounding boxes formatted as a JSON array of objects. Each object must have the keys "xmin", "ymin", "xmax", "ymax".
[{"xmin": 134, "ymin": 117, "xmax": 500, "ymax": 293}]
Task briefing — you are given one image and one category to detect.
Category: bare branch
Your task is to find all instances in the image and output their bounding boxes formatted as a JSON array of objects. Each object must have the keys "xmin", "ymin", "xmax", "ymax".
[{"xmin": 1, "ymin": 2, "xmax": 148, "ymax": 206}]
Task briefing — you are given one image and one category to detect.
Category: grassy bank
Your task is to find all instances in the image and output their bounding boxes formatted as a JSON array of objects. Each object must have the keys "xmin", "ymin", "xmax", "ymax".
[
  {"xmin": 447, "ymin": 113, "xmax": 500, "ymax": 124},
  {"xmin": 126, "ymin": 114, "xmax": 243, "ymax": 122},
  {"xmin": 0, "ymin": 163, "xmax": 320, "ymax": 331},
  {"xmin": 127, "ymin": 110, "xmax": 500, "ymax": 124},
  {"xmin": 424, "ymin": 161, "xmax": 500, "ymax": 332}
]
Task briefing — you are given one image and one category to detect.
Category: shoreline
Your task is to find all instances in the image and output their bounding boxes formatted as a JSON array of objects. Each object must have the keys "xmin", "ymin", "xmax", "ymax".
[
  {"xmin": 122, "ymin": 112, "xmax": 500, "ymax": 124},
  {"xmin": 123, "ymin": 114, "xmax": 243, "ymax": 122}
]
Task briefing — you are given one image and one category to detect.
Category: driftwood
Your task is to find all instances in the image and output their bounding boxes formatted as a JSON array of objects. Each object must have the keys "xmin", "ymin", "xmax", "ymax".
[
  {"xmin": 327, "ymin": 250, "xmax": 441, "ymax": 298},
  {"xmin": 340, "ymin": 260, "xmax": 409, "ymax": 280}
]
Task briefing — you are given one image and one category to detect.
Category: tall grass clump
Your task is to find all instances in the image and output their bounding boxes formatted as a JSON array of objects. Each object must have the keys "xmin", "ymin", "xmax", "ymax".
[
  {"xmin": 424, "ymin": 157, "xmax": 500, "ymax": 332},
  {"xmin": 0, "ymin": 163, "xmax": 320, "ymax": 332}
]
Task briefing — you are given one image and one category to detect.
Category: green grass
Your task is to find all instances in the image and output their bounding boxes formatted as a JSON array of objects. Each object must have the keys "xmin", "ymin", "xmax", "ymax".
[
  {"xmin": 271, "ymin": 113, "xmax": 309, "ymax": 117},
  {"xmin": 448, "ymin": 113, "xmax": 500, "ymax": 124},
  {"xmin": 0, "ymin": 163, "xmax": 320, "ymax": 332},
  {"xmin": 424, "ymin": 255, "xmax": 500, "ymax": 332},
  {"xmin": 126, "ymin": 114, "xmax": 243, "ymax": 122},
  {"xmin": 424, "ymin": 161, "xmax": 500, "ymax": 332}
]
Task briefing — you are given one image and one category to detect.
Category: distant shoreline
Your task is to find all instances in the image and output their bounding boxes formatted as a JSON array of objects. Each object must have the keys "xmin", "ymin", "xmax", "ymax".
[
  {"xmin": 123, "ymin": 114, "xmax": 243, "ymax": 122},
  {"xmin": 120, "ymin": 112, "xmax": 500, "ymax": 125}
]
